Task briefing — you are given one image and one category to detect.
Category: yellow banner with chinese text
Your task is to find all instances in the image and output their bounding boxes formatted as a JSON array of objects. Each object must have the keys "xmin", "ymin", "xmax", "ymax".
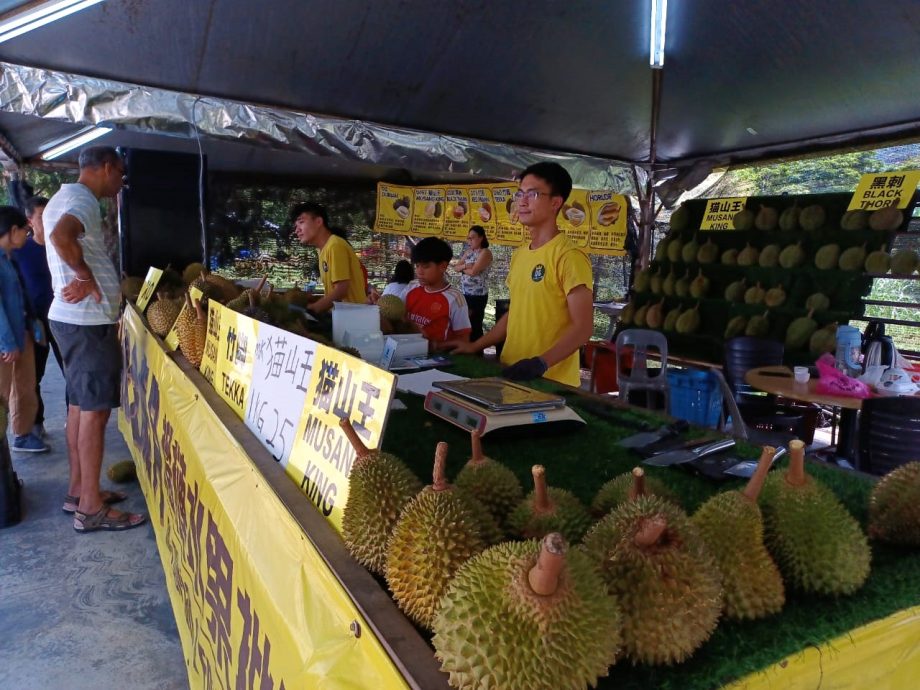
[{"xmin": 119, "ymin": 306, "xmax": 411, "ymax": 690}]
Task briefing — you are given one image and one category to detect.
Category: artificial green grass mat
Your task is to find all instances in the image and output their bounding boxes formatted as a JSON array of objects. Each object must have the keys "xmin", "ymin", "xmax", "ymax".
[{"xmin": 380, "ymin": 357, "xmax": 920, "ymax": 689}]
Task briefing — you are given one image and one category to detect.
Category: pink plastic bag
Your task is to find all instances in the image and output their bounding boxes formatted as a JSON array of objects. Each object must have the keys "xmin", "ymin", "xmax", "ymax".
[{"xmin": 814, "ymin": 354, "xmax": 873, "ymax": 399}]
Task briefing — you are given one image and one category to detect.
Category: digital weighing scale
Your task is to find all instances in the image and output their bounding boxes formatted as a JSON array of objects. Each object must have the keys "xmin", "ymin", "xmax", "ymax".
[{"xmin": 424, "ymin": 377, "xmax": 586, "ymax": 436}]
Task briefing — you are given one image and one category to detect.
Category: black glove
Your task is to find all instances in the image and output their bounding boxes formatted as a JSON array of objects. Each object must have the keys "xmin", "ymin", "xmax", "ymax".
[{"xmin": 501, "ymin": 357, "xmax": 548, "ymax": 381}]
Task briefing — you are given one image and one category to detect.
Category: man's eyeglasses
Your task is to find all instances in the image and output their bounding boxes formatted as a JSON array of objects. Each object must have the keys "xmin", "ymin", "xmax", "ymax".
[{"xmin": 513, "ymin": 190, "xmax": 551, "ymax": 202}]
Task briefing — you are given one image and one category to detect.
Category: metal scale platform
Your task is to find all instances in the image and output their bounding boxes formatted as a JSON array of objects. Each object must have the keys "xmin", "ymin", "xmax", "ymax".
[{"xmin": 424, "ymin": 377, "xmax": 585, "ymax": 436}]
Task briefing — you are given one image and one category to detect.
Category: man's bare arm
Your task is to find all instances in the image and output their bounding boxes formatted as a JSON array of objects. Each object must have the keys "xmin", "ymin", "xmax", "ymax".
[{"xmin": 50, "ymin": 214, "xmax": 101, "ymax": 303}]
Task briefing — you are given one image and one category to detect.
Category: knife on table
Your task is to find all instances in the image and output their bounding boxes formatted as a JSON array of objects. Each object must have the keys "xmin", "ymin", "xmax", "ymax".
[
  {"xmin": 644, "ymin": 438, "xmax": 737, "ymax": 467},
  {"xmin": 617, "ymin": 419, "xmax": 690, "ymax": 449}
]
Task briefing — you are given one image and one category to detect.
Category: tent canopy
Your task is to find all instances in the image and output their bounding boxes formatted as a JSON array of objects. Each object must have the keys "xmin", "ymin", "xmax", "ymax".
[{"xmin": 0, "ymin": 0, "xmax": 918, "ymax": 185}]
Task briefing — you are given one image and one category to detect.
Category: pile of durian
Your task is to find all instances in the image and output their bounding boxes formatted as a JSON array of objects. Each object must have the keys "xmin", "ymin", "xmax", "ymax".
[{"xmin": 336, "ymin": 422, "xmax": 918, "ymax": 689}]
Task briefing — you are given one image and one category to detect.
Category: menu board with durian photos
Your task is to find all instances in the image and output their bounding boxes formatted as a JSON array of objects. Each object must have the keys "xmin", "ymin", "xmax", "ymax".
[
  {"xmin": 491, "ymin": 184, "xmax": 526, "ymax": 247},
  {"xmin": 410, "ymin": 187, "xmax": 446, "ymax": 235},
  {"xmin": 374, "ymin": 183, "xmax": 413, "ymax": 233},
  {"xmin": 586, "ymin": 191, "xmax": 629, "ymax": 256},
  {"xmin": 469, "ymin": 186, "xmax": 497, "ymax": 235},
  {"xmin": 559, "ymin": 188, "xmax": 591, "ymax": 247},
  {"xmin": 442, "ymin": 187, "xmax": 473, "ymax": 241}
]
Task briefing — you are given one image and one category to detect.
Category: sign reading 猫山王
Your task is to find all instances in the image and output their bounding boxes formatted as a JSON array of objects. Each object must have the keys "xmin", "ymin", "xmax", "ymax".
[
  {"xmin": 700, "ymin": 197, "xmax": 749, "ymax": 230},
  {"xmin": 847, "ymin": 171, "xmax": 920, "ymax": 211}
]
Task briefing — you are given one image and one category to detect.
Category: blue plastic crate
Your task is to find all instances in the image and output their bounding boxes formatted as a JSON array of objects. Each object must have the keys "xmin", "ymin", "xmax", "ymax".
[{"xmin": 667, "ymin": 369, "xmax": 723, "ymax": 427}]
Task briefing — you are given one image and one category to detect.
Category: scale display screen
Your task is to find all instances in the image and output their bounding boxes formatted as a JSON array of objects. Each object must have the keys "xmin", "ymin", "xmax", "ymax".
[{"xmin": 432, "ymin": 377, "xmax": 565, "ymax": 412}]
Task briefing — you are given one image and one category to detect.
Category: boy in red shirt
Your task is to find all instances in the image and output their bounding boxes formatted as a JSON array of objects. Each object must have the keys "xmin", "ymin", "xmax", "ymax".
[{"xmin": 405, "ymin": 237, "xmax": 471, "ymax": 350}]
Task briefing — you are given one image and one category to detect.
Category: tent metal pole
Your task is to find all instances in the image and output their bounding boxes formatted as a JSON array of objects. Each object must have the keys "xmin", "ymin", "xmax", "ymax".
[{"xmin": 636, "ymin": 67, "xmax": 663, "ymax": 274}]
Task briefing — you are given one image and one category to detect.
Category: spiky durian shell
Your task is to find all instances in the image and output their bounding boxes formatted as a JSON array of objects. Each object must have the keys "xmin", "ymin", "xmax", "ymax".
[
  {"xmin": 454, "ymin": 458, "xmax": 524, "ymax": 529},
  {"xmin": 759, "ymin": 473, "xmax": 870, "ymax": 595},
  {"xmin": 508, "ymin": 487, "xmax": 592, "ymax": 543},
  {"xmin": 175, "ymin": 302, "xmax": 207, "ymax": 368},
  {"xmin": 385, "ymin": 486, "xmax": 485, "ymax": 629},
  {"xmin": 433, "ymin": 540, "xmax": 621, "ymax": 690},
  {"xmin": 868, "ymin": 462, "xmax": 920, "ymax": 546},
  {"xmin": 204, "ymin": 273, "xmax": 242, "ymax": 302},
  {"xmin": 455, "ymin": 488, "xmax": 505, "ymax": 546},
  {"xmin": 692, "ymin": 491, "xmax": 784, "ymax": 620},
  {"xmin": 146, "ymin": 297, "xmax": 183, "ymax": 336},
  {"xmin": 581, "ymin": 495, "xmax": 722, "ymax": 665},
  {"xmin": 341, "ymin": 453, "xmax": 422, "ymax": 576},
  {"xmin": 591, "ymin": 472, "xmax": 682, "ymax": 517}
]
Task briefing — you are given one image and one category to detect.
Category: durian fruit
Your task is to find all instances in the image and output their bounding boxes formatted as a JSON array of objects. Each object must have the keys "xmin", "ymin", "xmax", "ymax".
[
  {"xmin": 146, "ymin": 293, "xmax": 183, "ymax": 336},
  {"xmin": 737, "ymin": 243, "xmax": 759, "ymax": 267},
  {"xmin": 840, "ymin": 210, "xmax": 869, "ymax": 231},
  {"xmin": 159, "ymin": 266, "xmax": 185, "ymax": 295},
  {"xmin": 670, "ymin": 203, "xmax": 690, "ymax": 231},
  {"xmin": 508, "ymin": 465, "xmax": 592, "ymax": 544},
  {"xmin": 189, "ymin": 273, "xmax": 222, "ymax": 305},
  {"xmin": 282, "ymin": 281, "xmax": 313, "ymax": 308},
  {"xmin": 745, "ymin": 311, "xmax": 770, "ymax": 337},
  {"xmin": 667, "ymin": 236, "xmax": 684, "ymax": 263},
  {"xmin": 785, "ymin": 309, "xmax": 817, "ymax": 350},
  {"xmin": 243, "ymin": 288, "xmax": 274, "ymax": 324},
  {"xmin": 338, "ymin": 419, "xmax": 422, "ymax": 576},
  {"xmin": 696, "ymin": 238, "xmax": 719, "ymax": 264},
  {"xmin": 433, "ymin": 533, "xmax": 622, "ymax": 690},
  {"xmin": 799, "ymin": 204, "xmax": 826, "ymax": 232},
  {"xmin": 654, "ymin": 235, "xmax": 672, "ymax": 261},
  {"xmin": 890, "ymin": 248, "xmax": 919, "ymax": 275},
  {"xmin": 592, "ymin": 468, "xmax": 681, "ymax": 517},
  {"xmin": 385, "ymin": 442, "xmax": 485, "ymax": 629},
  {"xmin": 226, "ymin": 276, "xmax": 267, "ymax": 312},
  {"xmin": 204, "ymin": 272, "xmax": 243, "ymax": 302},
  {"xmin": 675, "ymin": 302, "xmax": 701, "ymax": 334},
  {"xmin": 868, "ymin": 462, "xmax": 920, "ymax": 546},
  {"xmin": 758, "ymin": 440, "xmax": 871, "ymax": 595},
  {"xmin": 634, "ymin": 267, "xmax": 653, "ymax": 293},
  {"xmin": 633, "ymin": 303, "xmax": 649, "ymax": 328},
  {"xmin": 724, "ymin": 315, "xmax": 748, "ymax": 339},
  {"xmin": 649, "ymin": 268, "xmax": 665, "ymax": 295},
  {"xmin": 377, "ymin": 293, "xmax": 406, "ymax": 323},
  {"xmin": 120, "ymin": 275, "xmax": 144, "ymax": 302},
  {"xmin": 721, "ymin": 247, "xmax": 739, "ymax": 266},
  {"xmin": 106, "ymin": 460, "xmax": 137, "ymax": 483},
  {"xmin": 869, "ymin": 203, "xmax": 904, "ymax": 232},
  {"xmin": 778, "ymin": 241, "xmax": 805, "ymax": 269},
  {"xmin": 744, "ymin": 282, "xmax": 765, "ymax": 305},
  {"xmin": 758, "ymin": 243, "xmax": 781, "ymax": 268},
  {"xmin": 581, "ymin": 469, "xmax": 722, "ymax": 665},
  {"xmin": 662, "ymin": 268, "xmax": 678, "ymax": 296},
  {"xmin": 805, "ymin": 292, "xmax": 831, "ymax": 312},
  {"xmin": 733, "ymin": 208, "xmax": 755, "ymax": 231},
  {"xmin": 455, "ymin": 430, "xmax": 523, "ymax": 530},
  {"xmin": 182, "ymin": 262, "xmax": 206, "ymax": 284},
  {"xmin": 724, "ymin": 278, "xmax": 747, "ymax": 303},
  {"xmin": 689, "ymin": 269, "xmax": 709, "ymax": 298},
  {"xmin": 778, "ymin": 203, "xmax": 801, "ymax": 232},
  {"xmin": 838, "ymin": 243, "xmax": 867, "ymax": 271},
  {"xmin": 619, "ymin": 300, "xmax": 636, "ymax": 326},
  {"xmin": 646, "ymin": 299, "xmax": 666, "ymax": 329},
  {"xmin": 663, "ymin": 306, "xmax": 683, "ymax": 332},
  {"xmin": 764, "ymin": 284, "xmax": 787, "ymax": 308},
  {"xmin": 754, "ymin": 205, "xmax": 778, "ymax": 231},
  {"xmin": 809, "ymin": 323, "xmax": 837, "ymax": 356},
  {"xmin": 864, "ymin": 245, "xmax": 890, "ymax": 274},
  {"xmin": 175, "ymin": 295, "xmax": 207, "ymax": 368},
  {"xmin": 674, "ymin": 270, "xmax": 691, "ymax": 298},
  {"xmin": 692, "ymin": 447, "xmax": 785, "ymax": 621},
  {"xmin": 814, "ymin": 243, "xmax": 841, "ymax": 270},
  {"xmin": 681, "ymin": 235, "xmax": 700, "ymax": 264}
]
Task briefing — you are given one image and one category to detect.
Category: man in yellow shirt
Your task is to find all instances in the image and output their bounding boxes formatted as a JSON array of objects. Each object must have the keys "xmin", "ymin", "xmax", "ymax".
[
  {"xmin": 451, "ymin": 163, "xmax": 594, "ymax": 387},
  {"xmin": 291, "ymin": 202, "xmax": 366, "ymax": 313}
]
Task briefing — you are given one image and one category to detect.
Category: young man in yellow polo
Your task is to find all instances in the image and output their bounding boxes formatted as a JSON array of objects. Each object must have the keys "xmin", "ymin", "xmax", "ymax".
[
  {"xmin": 291, "ymin": 202, "xmax": 366, "ymax": 313},
  {"xmin": 451, "ymin": 162, "xmax": 594, "ymax": 387}
]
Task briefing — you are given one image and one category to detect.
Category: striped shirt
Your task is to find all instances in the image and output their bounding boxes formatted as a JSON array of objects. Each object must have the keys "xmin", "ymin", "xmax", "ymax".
[{"xmin": 44, "ymin": 183, "xmax": 121, "ymax": 325}]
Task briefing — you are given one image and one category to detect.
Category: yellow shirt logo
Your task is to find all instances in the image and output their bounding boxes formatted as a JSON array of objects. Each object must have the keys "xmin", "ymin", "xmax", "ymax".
[{"xmin": 531, "ymin": 264, "xmax": 546, "ymax": 282}]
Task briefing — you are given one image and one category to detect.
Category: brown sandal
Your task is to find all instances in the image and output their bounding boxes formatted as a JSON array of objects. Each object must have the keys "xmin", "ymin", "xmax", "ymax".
[
  {"xmin": 62, "ymin": 490, "xmax": 128, "ymax": 514},
  {"xmin": 73, "ymin": 506, "xmax": 147, "ymax": 533}
]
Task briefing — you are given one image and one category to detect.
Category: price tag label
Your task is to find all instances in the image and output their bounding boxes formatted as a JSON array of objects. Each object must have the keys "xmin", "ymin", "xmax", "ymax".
[
  {"xmin": 214, "ymin": 308, "xmax": 258, "ymax": 419},
  {"xmin": 847, "ymin": 171, "xmax": 920, "ymax": 211},
  {"xmin": 245, "ymin": 323, "xmax": 318, "ymax": 467},
  {"xmin": 285, "ymin": 345, "xmax": 396, "ymax": 532},
  {"xmin": 135, "ymin": 267, "xmax": 163, "ymax": 311},
  {"xmin": 700, "ymin": 197, "xmax": 748, "ymax": 230},
  {"xmin": 164, "ymin": 286, "xmax": 204, "ymax": 351},
  {"xmin": 198, "ymin": 301, "xmax": 222, "ymax": 385}
]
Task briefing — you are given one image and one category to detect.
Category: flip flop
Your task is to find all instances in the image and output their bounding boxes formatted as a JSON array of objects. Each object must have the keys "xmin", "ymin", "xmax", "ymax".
[
  {"xmin": 62, "ymin": 490, "xmax": 128, "ymax": 514},
  {"xmin": 73, "ymin": 506, "xmax": 147, "ymax": 533}
]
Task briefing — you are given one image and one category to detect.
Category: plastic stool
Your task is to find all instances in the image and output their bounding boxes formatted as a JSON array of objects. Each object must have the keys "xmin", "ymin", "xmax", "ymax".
[{"xmin": 615, "ymin": 329, "xmax": 669, "ymax": 412}]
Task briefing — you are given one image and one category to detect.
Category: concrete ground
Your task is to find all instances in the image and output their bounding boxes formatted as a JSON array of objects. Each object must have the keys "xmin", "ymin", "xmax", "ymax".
[{"xmin": 0, "ymin": 362, "xmax": 188, "ymax": 690}]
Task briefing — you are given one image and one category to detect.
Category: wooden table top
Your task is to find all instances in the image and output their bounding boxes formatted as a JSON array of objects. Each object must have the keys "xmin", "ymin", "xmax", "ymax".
[{"xmin": 744, "ymin": 365, "xmax": 864, "ymax": 410}]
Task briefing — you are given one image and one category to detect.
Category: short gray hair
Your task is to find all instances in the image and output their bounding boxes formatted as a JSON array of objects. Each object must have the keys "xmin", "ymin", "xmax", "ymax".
[{"xmin": 78, "ymin": 146, "xmax": 121, "ymax": 170}]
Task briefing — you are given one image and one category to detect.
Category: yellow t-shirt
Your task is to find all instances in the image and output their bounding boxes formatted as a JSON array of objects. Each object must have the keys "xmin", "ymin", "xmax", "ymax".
[
  {"xmin": 502, "ymin": 233, "xmax": 594, "ymax": 387},
  {"xmin": 318, "ymin": 235, "xmax": 366, "ymax": 304}
]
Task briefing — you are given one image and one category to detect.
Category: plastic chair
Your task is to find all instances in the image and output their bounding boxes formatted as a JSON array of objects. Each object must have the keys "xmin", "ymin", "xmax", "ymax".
[
  {"xmin": 711, "ymin": 368, "xmax": 800, "ymax": 447},
  {"xmin": 613, "ymin": 329, "xmax": 669, "ymax": 411},
  {"xmin": 858, "ymin": 396, "xmax": 920, "ymax": 476}
]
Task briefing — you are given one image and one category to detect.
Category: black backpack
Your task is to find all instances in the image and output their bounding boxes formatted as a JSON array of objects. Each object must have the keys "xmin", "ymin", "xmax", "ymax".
[{"xmin": 0, "ymin": 437, "xmax": 22, "ymax": 528}]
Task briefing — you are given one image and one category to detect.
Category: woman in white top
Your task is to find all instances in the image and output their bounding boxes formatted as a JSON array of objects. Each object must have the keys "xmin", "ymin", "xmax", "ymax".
[
  {"xmin": 453, "ymin": 226, "xmax": 493, "ymax": 341},
  {"xmin": 381, "ymin": 259, "xmax": 414, "ymax": 302}
]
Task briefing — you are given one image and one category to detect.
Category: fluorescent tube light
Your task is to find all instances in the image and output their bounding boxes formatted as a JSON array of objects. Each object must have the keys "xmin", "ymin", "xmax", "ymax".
[
  {"xmin": 40, "ymin": 126, "xmax": 113, "ymax": 160},
  {"xmin": 0, "ymin": 0, "xmax": 104, "ymax": 44},
  {"xmin": 649, "ymin": 0, "xmax": 668, "ymax": 68}
]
